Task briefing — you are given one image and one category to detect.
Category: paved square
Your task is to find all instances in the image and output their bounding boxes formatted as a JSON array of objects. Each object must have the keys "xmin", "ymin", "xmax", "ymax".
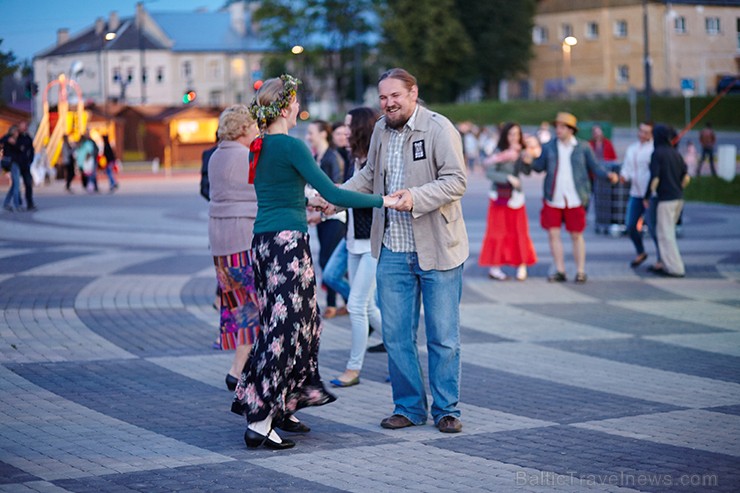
[{"xmin": 1, "ymin": 173, "xmax": 738, "ymax": 492}]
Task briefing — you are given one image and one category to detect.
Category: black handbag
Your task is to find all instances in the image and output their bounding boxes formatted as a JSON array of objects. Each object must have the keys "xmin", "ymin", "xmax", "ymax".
[{"xmin": 1, "ymin": 156, "xmax": 12, "ymax": 172}]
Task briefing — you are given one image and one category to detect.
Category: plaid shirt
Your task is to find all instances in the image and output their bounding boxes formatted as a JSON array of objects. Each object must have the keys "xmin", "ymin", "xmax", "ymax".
[{"xmin": 382, "ymin": 106, "xmax": 418, "ymax": 252}]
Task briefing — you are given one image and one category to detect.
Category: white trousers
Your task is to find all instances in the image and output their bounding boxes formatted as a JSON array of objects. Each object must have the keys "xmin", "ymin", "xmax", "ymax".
[{"xmin": 656, "ymin": 200, "xmax": 685, "ymax": 276}]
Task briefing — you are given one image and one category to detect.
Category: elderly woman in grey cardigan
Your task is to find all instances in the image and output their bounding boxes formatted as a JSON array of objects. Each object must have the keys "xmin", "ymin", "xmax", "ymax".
[{"xmin": 208, "ymin": 105, "xmax": 260, "ymax": 391}]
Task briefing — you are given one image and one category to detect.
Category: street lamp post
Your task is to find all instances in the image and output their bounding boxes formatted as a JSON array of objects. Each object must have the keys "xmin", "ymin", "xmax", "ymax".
[
  {"xmin": 642, "ymin": 0, "xmax": 652, "ymax": 120},
  {"xmin": 562, "ymin": 36, "xmax": 578, "ymax": 99}
]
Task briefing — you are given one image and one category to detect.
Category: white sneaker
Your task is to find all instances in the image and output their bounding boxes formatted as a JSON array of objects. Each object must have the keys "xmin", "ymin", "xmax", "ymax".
[
  {"xmin": 516, "ymin": 265, "xmax": 528, "ymax": 281},
  {"xmin": 488, "ymin": 267, "xmax": 508, "ymax": 281}
]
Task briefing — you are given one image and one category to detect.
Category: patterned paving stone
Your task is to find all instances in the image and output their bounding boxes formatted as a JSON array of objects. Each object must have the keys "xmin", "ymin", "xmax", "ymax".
[
  {"xmin": 573, "ymin": 409, "xmax": 740, "ymax": 457},
  {"xmin": 514, "ymin": 302, "xmax": 730, "ymax": 336},
  {"xmin": 611, "ymin": 300, "xmax": 740, "ymax": 332},
  {"xmin": 459, "ymin": 302, "xmax": 628, "ymax": 342},
  {"xmin": 560, "ymin": 280, "xmax": 689, "ymax": 302},
  {"xmin": 0, "ymin": 276, "xmax": 94, "ymax": 310},
  {"xmin": 0, "ymin": 366, "xmax": 231, "ymax": 482},
  {"xmin": 249, "ymin": 442, "xmax": 640, "ymax": 493},
  {"xmin": 459, "ymin": 342, "xmax": 740, "ymax": 408},
  {"xmin": 0, "ymin": 307, "xmax": 134, "ymax": 364},
  {"xmin": 457, "ymin": 362, "xmax": 679, "ymax": 425},
  {"xmin": 114, "ymin": 254, "xmax": 212, "ymax": 276},
  {"xmin": 544, "ymin": 338, "xmax": 740, "ymax": 384},
  {"xmin": 9, "ymin": 359, "xmax": 394, "ymax": 457},
  {"xmin": 52, "ymin": 461, "xmax": 345, "ymax": 493},
  {"xmin": 427, "ymin": 426, "xmax": 740, "ymax": 492},
  {"xmin": 76, "ymin": 308, "xmax": 212, "ymax": 357},
  {"xmin": 0, "ymin": 251, "xmax": 89, "ymax": 274},
  {"xmin": 23, "ymin": 250, "xmax": 170, "ymax": 277},
  {"xmin": 646, "ymin": 332, "xmax": 740, "ymax": 358},
  {"xmin": 1, "ymin": 174, "xmax": 738, "ymax": 492},
  {"xmin": 0, "ymin": 461, "xmax": 40, "ymax": 484}
]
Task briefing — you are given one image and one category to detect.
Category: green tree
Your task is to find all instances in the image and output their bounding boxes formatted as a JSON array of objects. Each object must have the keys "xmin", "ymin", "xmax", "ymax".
[
  {"xmin": 252, "ymin": 0, "xmax": 377, "ymax": 105},
  {"xmin": 454, "ymin": 0, "xmax": 536, "ymax": 98},
  {"xmin": 0, "ymin": 39, "xmax": 19, "ymax": 103},
  {"xmin": 377, "ymin": 0, "xmax": 476, "ymax": 102}
]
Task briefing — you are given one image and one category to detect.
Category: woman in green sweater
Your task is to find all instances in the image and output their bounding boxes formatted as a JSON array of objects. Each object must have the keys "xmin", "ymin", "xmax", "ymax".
[{"xmin": 232, "ymin": 75, "xmax": 396, "ymax": 450}]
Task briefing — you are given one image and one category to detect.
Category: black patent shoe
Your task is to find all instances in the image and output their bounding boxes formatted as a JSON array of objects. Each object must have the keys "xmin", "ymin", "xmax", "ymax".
[
  {"xmin": 225, "ymin": 374, "xmax": 238, "ymax": 391},
  {"xmin": 244, "ymin": 428, "xmax": 295, "ymax": 450},
  {"xmin": 275, "ymin": 415, "xmax": 311, "ymax": 433}
]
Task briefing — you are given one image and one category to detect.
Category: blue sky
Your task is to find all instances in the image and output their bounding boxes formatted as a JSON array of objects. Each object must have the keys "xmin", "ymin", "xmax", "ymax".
[{"xmin": 1, "ymin": 0, "xmax": 227, "ymax": 62}]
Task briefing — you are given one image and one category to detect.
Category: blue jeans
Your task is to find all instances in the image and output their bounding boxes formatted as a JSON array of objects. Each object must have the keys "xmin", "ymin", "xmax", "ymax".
[
  {"xmin": 346, "ymin": 250, "xmax": 382, "ymax": 371},
  {"xmin": 3, "ymin": 163, "xmax": 21, "ymax": 209},
  {"xmin": 377, "ymin": 247, "xmax": 463, "ymax": 425},
  {"xmin": 625, "ymin": 196, "xmax": 660, "ymax": 261},
  {"xmin": 322, "ymin": 239, "xmax": 350, "ymax": 302},
  {"xmin": 105, "ymin": 165, "xmax": 117, "ymax": 188}
]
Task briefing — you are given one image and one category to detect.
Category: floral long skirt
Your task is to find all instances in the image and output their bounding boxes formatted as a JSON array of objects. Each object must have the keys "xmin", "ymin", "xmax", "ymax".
[
  {"xmin": 232, "ymin": 230, "xmax": 336, "ymax": 423},
  {"xmin": 213, "ymin": 251, "xmax": 260, "ymax": 350}
]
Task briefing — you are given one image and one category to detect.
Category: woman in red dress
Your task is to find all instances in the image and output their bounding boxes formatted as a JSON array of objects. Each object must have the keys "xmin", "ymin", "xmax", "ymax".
[{"xmin": 479, "ymin": 123, "xmax": 537, "ymax": 281}]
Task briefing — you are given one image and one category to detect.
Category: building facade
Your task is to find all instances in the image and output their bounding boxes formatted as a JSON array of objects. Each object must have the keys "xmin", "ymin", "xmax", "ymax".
[
  {"xmin": 527, "ymin": 0, "xmax": 740, "ymax": 99},
  {"xmin": 32, "ymin": 2, "xmax": 271, "ymax": 116}
]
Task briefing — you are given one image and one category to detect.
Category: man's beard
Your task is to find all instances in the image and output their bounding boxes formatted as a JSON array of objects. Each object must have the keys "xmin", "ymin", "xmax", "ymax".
[{"xmin": 385, "ymin": 108, "xmax": 410, "ymax": 130}]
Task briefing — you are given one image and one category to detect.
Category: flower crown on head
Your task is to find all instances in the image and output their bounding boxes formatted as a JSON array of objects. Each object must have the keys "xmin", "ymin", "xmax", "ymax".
[{"xmin": 249, "ymin": 74, "xmax": 301, "ymax": 131}]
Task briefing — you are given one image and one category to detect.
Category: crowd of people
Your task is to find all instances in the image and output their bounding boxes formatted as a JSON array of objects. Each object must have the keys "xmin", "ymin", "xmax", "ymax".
[
  {"xmin": 1, "ymin": 123, "xmax": 120, "ymax": 212},
  {"xmin": 196, "ymin": 67, "xmax": 700, "ymax": 451},
  {"xmin": 463, "ymin": 114, "xmax": 693, "ymax": 280}
]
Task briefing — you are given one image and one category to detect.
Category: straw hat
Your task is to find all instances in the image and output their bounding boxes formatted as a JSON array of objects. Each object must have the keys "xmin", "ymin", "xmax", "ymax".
[{"xmin": 553, "ymin": 112, "xmax": 578, "ymax": 132}]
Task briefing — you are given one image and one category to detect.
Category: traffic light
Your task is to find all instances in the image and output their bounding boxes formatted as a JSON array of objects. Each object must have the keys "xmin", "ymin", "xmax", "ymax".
[{"xmin": 182, "ymin": 90, "xmax": 196, "ymax": 104}]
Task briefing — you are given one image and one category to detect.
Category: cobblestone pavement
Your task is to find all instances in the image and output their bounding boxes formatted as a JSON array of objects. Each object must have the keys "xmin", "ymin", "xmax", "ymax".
[{"xmin": 1, "ymin": 172, "xmax": 739, "ymax": 492}]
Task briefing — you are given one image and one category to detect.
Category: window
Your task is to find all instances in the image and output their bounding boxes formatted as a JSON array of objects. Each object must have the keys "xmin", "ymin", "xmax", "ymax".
[
  {"xmin": 156, "ymin": 66, "xmax": 164, "ymax": 83},
  {"xmin": 112, "ymin": 67, "xmax": 121, "ymax": 83},
  {"xmin": 586, "ymin": 22, "xmax": 599, "ymax": 39},
  {"xmin": 614, "ymin": 20, "xmax": 628, "ymax": 38},
  {"xmin": 675, "ymin": 16, "xmax": 687, "ymax": 34},
  {"xmin": 562, "ymin": 23, "xmax": 573, "ymax": 39},
  {"xmin": 141, "ymin": 67, "xmax": 147, "ymax": 84},
  {"xmin": 182, "ymin": 60, "xmax": 192, "ymax": 79},
  {"xmin": 533, "ymin": 25, "xmax": 549, "ymax": 45},
  {"xmin": 209, "ymin": 90, "xmax": 223, "ymax": 106},
  {"xmin": 208, "ymin": 60, "xmax": 222, "ymax": 79},
  {"xmin": 737, "ymin": 18, "xmax": 740, "ymax": 50},
  {"xmin": 706, "ymin": 17, "xmax": 720, "ymax": 35},
  {"xmin": 616, "ymin": 65, "xmax": 629, "ymax": 83},
  {"xmin": 126, "ymin": 67, "xmax": 134, "ymax": 83}
]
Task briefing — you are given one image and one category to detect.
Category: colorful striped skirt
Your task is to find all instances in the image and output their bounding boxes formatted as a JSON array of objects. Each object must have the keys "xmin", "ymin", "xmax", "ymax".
[
  {"xmin": 213, "ymin": 251, "xmax": 260, "ymax": 350},
  {"xmin": 232, "ymin": 230, "xmax": 336, "ymax": 423}
]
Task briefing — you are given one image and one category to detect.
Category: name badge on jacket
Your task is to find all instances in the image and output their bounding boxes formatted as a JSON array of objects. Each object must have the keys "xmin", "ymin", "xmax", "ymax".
[{"xmin": 412, "ymin": 140, "xmax": 426, "ymax": 161}]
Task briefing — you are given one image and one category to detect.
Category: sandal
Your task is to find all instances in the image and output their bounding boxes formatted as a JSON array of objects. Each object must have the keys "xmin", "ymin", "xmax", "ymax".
[{"xmin": 574, "ymin": 273, "xmax": 588, "ymax": 284}]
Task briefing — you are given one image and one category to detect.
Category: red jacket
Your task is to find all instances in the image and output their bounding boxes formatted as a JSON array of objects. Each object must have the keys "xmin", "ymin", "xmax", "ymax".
[{"xmin": 589, "ymin": 138, "xmax": 617, "ymax": 162}]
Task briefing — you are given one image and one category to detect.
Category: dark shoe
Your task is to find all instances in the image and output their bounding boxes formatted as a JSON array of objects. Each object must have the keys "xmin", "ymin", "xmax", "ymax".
[
  {"xmin": 367, "ymin": 342, "xmax": 386, "ymax": 353},
  {"xmin": 225, "ymin": 374, "xmax": 238, "ymax": 391},
  {"xmin": 330, "ymin": 376, "xmax": 359, "ymax": 387},
  {"xmin": 26, "ymin": 206, "xmax": 37, "ymax": 212},
  {"xmin": 548, "ymin": 272, "xmax": 567, "ymax": 283},
  {"xmin": 437, "ymin": 415, "xmax": 462, "ymax": 433},
  {"xmin": 630, "ymin": 253, "xmax": 648, "ymax": 268},
  {"xmin": 275, "ymin": 416, "xmax": 311, "ymax": 433},
  {"xmin": 380, "ymin": 414, "xmax": 416, "ymax": 430},
  {"xmin": 244, "ymin": 428, "xmax": 295, "ymax": 450},
  {"xmin": 647, "ymin": 264, "xmax": 664, "ymax": 273},
  {"xmin": 574, "ymin": 273, "xmax": 588, "ymax": 284}
]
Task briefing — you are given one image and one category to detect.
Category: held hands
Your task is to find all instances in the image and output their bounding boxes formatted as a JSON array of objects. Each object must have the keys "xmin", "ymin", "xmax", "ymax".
[
  {"xmin": 306, "ymin": 194, "xmax": 336, "ymax": 220},
  {"xmin": 506, "ymin": 175, "xmax": 521, "ymax": 189},
  {"xmin": 607, "ymin": 172, "xmax": 619, "ymax": 184},
  {"xmin": 384, "ymin": 189, "xmax": 413, "ymax": 211}
]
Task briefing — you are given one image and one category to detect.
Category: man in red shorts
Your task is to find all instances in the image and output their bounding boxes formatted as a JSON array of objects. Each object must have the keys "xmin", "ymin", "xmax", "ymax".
[{"xmin": 523, "ymin": 112, "xmax": 618, "ymax": 283}]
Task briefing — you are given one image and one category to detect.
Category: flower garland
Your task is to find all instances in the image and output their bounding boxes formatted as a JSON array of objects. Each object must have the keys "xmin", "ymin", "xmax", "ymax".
[
  {"xmin": 248, "ymin": 74, "xmax": 301, "ymax": 132},
  {"xmin": 248, "ymin": 74, "xmax": 301, "ymax": 184}
]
